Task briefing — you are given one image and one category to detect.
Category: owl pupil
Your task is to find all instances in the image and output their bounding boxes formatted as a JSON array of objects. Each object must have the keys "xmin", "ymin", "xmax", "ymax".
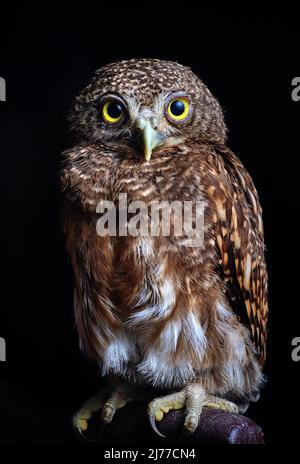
[
  {"xmin": 107, "ymin": 102, "xmax": 123, "ymax": 118},
  {"xmin": 170, "ymin": 100, "xmax": 185, "ymax": 116}
]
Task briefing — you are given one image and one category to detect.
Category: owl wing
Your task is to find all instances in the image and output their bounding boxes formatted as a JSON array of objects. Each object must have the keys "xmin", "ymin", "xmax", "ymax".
[{"xmin": 206, "ymin": 145, "xmax": 268, "ymax": 366}]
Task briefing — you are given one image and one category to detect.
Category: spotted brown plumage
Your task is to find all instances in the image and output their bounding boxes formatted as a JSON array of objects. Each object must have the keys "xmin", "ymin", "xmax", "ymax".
[
  {"xmin": 61, "ymin": 59, "xmax": 268, "ymax": 437},
  {"xmin": 204, "ymin": 145, "xmax": 268, "ymax": 366}
]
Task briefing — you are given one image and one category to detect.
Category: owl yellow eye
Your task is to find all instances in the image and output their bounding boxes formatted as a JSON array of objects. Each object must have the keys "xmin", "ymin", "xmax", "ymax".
[
  {"xmin": 167, "ymin": 97, "xmax": 190, "ymax": 121},
  {"xmin": 102, "ymin": 100, "xmax": 125, "ymax": 123}
]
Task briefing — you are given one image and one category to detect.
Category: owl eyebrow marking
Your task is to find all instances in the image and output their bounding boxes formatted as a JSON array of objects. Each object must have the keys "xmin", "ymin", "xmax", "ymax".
[
  {"xmin": 153, "ymin": 92, "xmax": 168, "ymax": 115},
  {"xmin": 126, "ymin": 97, "xmax": 140, "ymax": 121}
]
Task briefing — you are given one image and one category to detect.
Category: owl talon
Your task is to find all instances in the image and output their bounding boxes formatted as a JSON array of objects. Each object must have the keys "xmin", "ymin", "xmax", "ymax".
[
  {"xmin": 147, "ymin": 384, "xmax": 238, "ymax": 437},
  {"xmin": 73, "ymin": 382, "xmax": 134, "ymax": 437},
  {"xmin": 203, "ymin": 395, "xmax": 238, "ymax": 413},
  {"xmin": 148, "ymin": 390, "xmax": 186, "ymax": 437},
  {"xmin": 149, "ymin": 412, "xmax": 166, "ymax": 438},
  {"xmin": 101, "ymin": 390, "xmax": 129, "ymax": 424},
  {"xmin": 73, "ymin": 388, "xmax": 108, "ymax": 435}
]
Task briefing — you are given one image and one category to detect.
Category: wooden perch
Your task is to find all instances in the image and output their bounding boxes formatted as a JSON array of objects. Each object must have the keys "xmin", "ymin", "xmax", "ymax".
[{"xmin": 82, "ymin": 402, "xmax": 264, "ymax": 444}]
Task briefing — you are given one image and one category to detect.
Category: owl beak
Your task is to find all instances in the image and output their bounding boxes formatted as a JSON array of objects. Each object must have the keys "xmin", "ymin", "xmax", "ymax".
[{"xmin": 135, "ymin": 118, "xmax": 160, "ymax": 161}]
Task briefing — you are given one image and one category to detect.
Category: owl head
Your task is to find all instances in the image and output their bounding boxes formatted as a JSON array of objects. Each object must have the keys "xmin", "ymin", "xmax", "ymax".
[{"xmin": 70, "ymin": 59, "xmax": 226, "ymax": 160}]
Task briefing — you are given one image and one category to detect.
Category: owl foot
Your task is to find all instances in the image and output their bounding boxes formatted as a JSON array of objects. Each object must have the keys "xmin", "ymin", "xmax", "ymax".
[
  {"xmin": 73, "ymin": 381, "xmax": 135, "ymax": 437},
  {"xmin": 148, "ymin": 383, "xmax": 238, "ymax": 437}
]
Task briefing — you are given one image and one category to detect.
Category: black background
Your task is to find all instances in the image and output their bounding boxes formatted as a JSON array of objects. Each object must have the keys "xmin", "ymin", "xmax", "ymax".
[{"xmin": 0, "ymin": 6, "xmax": 299, "ymax": 445}]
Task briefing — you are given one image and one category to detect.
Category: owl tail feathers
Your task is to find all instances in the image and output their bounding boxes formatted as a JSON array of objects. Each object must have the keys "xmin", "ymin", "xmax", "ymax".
[{"xmin": 147, "ymin": 383, "xmax": 238, "ymax": 437}]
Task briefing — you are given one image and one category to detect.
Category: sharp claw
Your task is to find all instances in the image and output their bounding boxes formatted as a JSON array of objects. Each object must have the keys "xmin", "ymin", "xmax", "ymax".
[
  {"xmin": 149, "ymin": 412, "xmax": 166, "ymax": 438},
  {"xmin": 72, "ymin": 416, "xmax": 99, "ymax": 443},
  {"xmin": 74, "ymin": 424, "xmax": 84, "ymax": 437},
  {"xmin": 184, "ymin": 415, "xmax": 198, "ymax": 434},
  {"xmin": 102, "ymin": 405, "xmax": 114, "ymax": 423},
  {"xmin": 72, "ymin": 415, "xmax": 85, "ymax": 434}
]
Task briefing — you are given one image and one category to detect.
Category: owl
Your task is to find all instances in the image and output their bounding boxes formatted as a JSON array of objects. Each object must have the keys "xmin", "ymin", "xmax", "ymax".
[{"xmin": 60, "ymin": 59, "xmax": 268, "ymax": 437}]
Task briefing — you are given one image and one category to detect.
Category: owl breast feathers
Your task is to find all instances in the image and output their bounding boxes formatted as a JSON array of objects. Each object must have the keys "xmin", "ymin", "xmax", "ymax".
[{"xmin": 61, "ymin": 59, "xmax": 268, "ymax": 407}]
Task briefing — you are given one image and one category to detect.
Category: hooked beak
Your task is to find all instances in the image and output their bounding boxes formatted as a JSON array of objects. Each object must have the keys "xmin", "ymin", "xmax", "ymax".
[{"xmin": 135, "ymin": 117, "xmax": 161, "ymax": 161}]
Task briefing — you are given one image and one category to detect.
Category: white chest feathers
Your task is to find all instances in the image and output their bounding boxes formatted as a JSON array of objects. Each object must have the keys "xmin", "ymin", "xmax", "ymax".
[{"xmin": 100, "ymin": 296, "xmax": 209, "ymax": 389}]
